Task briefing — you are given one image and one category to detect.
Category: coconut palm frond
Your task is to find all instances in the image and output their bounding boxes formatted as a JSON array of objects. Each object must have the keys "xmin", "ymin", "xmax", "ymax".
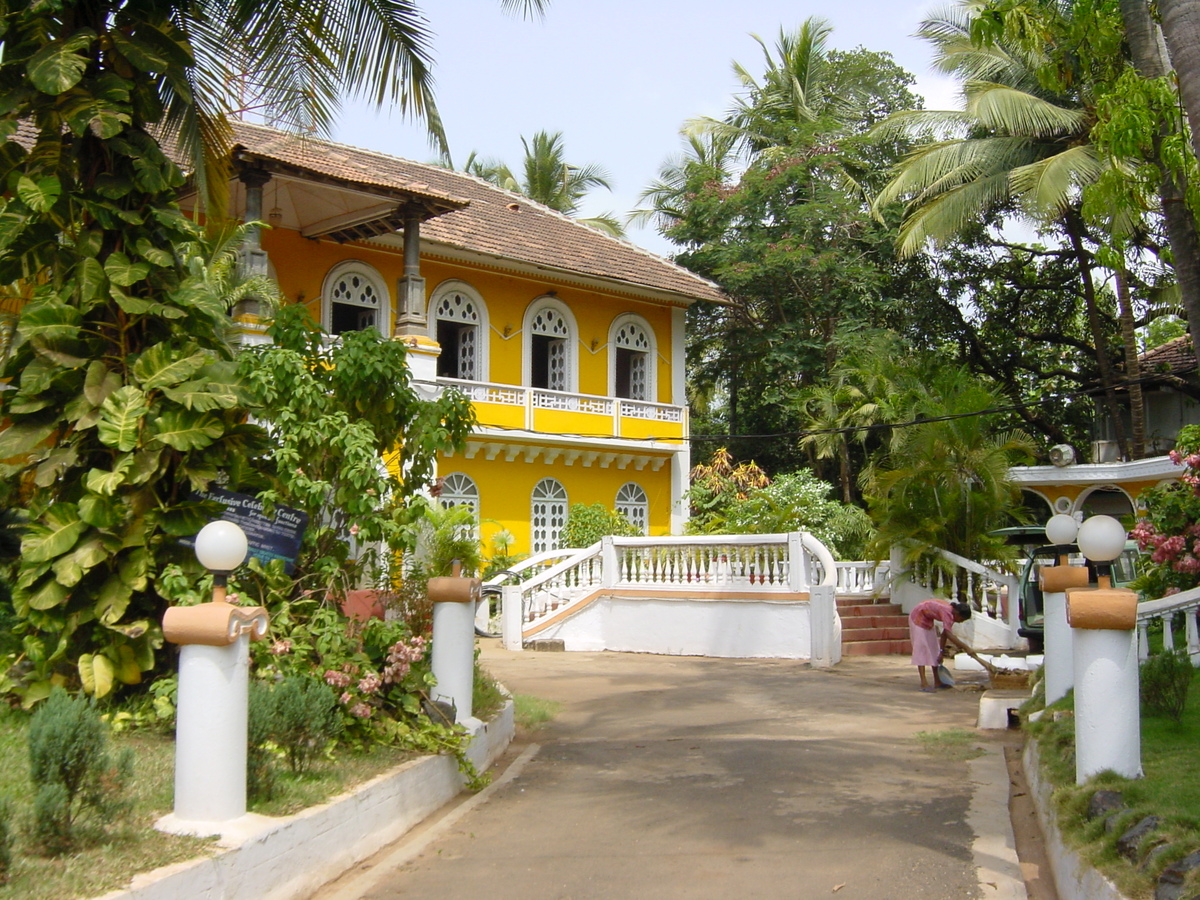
[
  {"xmin": 876, "ymin": 135, "xmax": 1031, "ymax": 208},
  {"xmin": 895, "ymin": 170, "xmax": 1014, "ymax": 256},
  {"xmin": 966, "ymin": 82, "xmax": 1087, "ymax": 138},
  {"xmin": 1010, "ymin": 145, "xmax": 1106, "ymax": 218}
]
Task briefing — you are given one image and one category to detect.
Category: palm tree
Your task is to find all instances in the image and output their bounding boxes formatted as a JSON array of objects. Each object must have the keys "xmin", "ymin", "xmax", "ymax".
[
  {"xmin": 871, "ymin": 1, "xmax": 1140, "ymax": 456},
  {"xmin": 630, "ymin": 131, "xmax": 738, "ymax": 236},
  {"xmin": 14, "ymin": 0, "xmax": 544, "ymax": 209},
  {"xmin": 1115, "ymin": 0, "xmax": 1200, "ymax": 380},
  {"xmin": 862, "ymin": 366, "xmax": 1036, "ymax": 566},
  {"xmin": 872, "ymin": 3, "xmax": 1104, "ymax": 254},
  {"xmin": 1158, "ymin": 0, "xmax": 1200, "ymax": 163},
  {"xmin": 456, "ymin": 131, "xmax": 624, "ymax": 236},
  {"xmin": 686, "ymin": 18, "xmax": 841, "ymax": 155}
]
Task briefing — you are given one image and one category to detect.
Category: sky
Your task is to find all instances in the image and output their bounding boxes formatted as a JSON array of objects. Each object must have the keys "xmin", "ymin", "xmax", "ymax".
[{"xmin": 332, "ymin": 0, "xmax": 961, "ymax": 258}]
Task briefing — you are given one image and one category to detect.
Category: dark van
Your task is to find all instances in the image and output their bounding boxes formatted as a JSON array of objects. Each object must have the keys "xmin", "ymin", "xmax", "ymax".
[{"xmin": 1015, "ymin": 542, "xmax": 1141, "ymax": 651}]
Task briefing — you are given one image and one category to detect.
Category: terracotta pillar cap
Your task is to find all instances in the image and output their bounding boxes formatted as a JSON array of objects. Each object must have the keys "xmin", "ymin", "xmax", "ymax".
[{"xmin": 163, "ymin": 601, "xmax": 270, "ymax": 646}]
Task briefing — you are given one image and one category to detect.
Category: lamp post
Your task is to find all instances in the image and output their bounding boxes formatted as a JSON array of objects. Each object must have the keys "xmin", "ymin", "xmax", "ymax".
[
  {"xmin": 1040, "ymin": 514, "xmax": 1086, "ymax": 704},
  {"xmin": 429, "ymin": 560, "xmax": 482, "ymax": 722},
  {"xmin": 1068, "ymin": 514, "xmax": 1142, "ymax": 784},
  {"xmin": 158, "ymin": 521, "xmax": 269, "ymax": 835}
]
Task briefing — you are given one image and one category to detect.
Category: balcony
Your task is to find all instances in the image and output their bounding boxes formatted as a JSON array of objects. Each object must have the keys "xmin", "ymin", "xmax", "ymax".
[{"xmin": 433, "ymin": 378, "xmax": 688, "ymax": 444}]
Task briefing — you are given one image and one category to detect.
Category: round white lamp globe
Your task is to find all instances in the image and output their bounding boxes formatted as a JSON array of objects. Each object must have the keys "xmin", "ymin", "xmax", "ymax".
[
  {"xmin": 194, "ymin": 520, "xmax": 249, "ymax": 573},
  {"xmin": 1045, "ymin": 514, "xmax": 1079, "ymax": 546},
  {"xmin": 1075, "ymin": 515, "xmax": 1127, "ymax": 563}
]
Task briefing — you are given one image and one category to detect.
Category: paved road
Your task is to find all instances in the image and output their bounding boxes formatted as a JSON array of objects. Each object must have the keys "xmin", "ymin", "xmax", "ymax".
[{"xmin": 313, "ymin": 643, "xmax": 1027, "ymax": 900}]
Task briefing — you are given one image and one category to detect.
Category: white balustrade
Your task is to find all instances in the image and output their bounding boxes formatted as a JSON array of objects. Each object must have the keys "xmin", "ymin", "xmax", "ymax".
[
  {"xmin": 484, "ymin": 533, "xmax": 839, "ymax": 636},
  {"xmin": 835, "ymin": 561, "xmax": 889, "ymax": 596},
  {"xmin": 427, "ymin": 378, "xmax": 688, "ymax": 436},
  {"xmin": 1135, "ymin": 585, "xmax": 1200, "ymax": 662}
]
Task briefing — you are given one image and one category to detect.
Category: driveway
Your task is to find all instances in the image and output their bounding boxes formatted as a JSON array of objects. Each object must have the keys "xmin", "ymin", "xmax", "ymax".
[{"xmin": 311, "ymin": 643, "xmax": 1029, "ymax": 900}]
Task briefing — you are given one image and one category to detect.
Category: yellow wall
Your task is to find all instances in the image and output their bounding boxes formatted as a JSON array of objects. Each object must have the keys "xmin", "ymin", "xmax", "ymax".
[
  {"xmin": 442, "ymin": 451, "xmax": 676, "ymax": 552},
  {"xmin": 1021, "ymin": 477, "xmax": 1177, "ymax": 517},
  {"xmin": 262, "ymin": 227, "xmax": 687, "ymax": 555},
  {"xmin": 261, "ymin": 230, "xmax": 678, "ymax": 405}
]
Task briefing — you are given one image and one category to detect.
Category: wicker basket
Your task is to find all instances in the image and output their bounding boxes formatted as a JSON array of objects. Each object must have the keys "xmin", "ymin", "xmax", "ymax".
[{"xmin": 990, "ymin": 669, "xmax": 1031, "ymax": 690}]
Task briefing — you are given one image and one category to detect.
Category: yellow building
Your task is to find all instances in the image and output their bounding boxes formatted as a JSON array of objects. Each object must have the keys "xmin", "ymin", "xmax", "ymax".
[{"xmin": 200, "ymin": 123, "xmax": 727, "ymax": 555}]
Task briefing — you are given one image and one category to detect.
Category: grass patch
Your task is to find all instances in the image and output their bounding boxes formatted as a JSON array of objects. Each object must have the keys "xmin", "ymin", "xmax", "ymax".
[
  {"xmin": 1025, "ymin": 666, "xmax": 1200, "ymax": 899},
  {"xmin": 0, "ymin": 712, "xmax": 211, "ymax": 900},
  {"xmin": 474, "ymin": 665, "xmax": 508, "ymax": 722},
  {"xmin": 513, "ymin": 694, "xmax": 560, "ymax": 733},
  {"xmin": 914, "ymin": 727, "xmax": 985, "ymax": 761},
  {"xmin": 249, "ymin": 743, "xmax": 416, "ymax": 817},
  {"xmin": 0, "ymin": 709, "xmax": 418, "ymax": 899}
]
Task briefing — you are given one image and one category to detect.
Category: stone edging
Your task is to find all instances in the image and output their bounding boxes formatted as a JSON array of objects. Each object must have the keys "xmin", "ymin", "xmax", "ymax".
[
  {"xmin": 1023, "ymin": 739, "xmax": 1128, "ymax": 900},
  {"xmin": 93, "ymin": 702, "xmax": 515, "ymax": 900}
]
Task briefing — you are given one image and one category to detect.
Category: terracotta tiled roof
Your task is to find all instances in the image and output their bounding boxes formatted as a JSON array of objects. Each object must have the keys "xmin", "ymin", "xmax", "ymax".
[
  {"xmin": 228, "ymin": 122, "xmax": 467, "ymax": 216},
  {"xmin": 1141, "ymin": 334, "xmax": 1196, "ymax": 375},
  {"xmin": 229, "ymin": 122, "xmax": 728, "ymax": 306}
]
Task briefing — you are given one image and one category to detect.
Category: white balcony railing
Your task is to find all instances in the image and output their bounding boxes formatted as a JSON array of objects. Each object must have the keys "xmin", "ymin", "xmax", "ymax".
[
  {"xmin": 835, "ymin": 561, "xmax": 890, "ymax": 597},
  {"xmin": 432, "ymin": 378, "xmax": 686, "ymax": 433}
]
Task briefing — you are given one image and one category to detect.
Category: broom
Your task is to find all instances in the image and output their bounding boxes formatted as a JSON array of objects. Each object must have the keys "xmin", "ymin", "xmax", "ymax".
[{"xmin": 946, "ymin": 634, "xmax": 1030, "ymax": 688}]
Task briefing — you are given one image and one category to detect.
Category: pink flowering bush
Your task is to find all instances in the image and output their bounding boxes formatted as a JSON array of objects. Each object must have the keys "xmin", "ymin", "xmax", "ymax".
[
  {"xmin": 1132, "ymin": 425, "xmax": 1200, "ymax": 598},
  {"xmin": 245, "ymin": 564, "xmax": 437, "ymax": 745}
]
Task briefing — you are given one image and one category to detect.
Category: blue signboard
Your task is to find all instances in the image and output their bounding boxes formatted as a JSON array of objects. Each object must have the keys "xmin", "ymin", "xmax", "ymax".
[{"xmin": 188, "ymin": 488, "xmax": 308, "ymax": 573}]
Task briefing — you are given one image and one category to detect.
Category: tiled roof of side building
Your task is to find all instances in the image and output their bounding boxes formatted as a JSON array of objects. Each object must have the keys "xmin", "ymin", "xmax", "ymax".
[
  {"xmin": 1141, "ymin": 334, "xmax": 1197, "ymax": 375},
  {"xmin": 229, "ymin": 122, "xmax": 728, "ymax": 307}
]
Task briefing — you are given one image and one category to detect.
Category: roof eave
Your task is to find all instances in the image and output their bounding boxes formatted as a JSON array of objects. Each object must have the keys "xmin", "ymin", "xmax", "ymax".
[
  {"xmin": 230, "ymin": 149, "xmax": 468, "ymax": 220},
  {"xmin": 407, "ymin": 239, "xmax": 730, "ymax": 308}
]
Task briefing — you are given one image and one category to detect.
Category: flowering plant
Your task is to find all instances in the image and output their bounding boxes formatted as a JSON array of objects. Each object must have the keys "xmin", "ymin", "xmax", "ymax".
[{"xmin": 1131, "ymin": 425, "xmax": 1200, "ymax": 598}]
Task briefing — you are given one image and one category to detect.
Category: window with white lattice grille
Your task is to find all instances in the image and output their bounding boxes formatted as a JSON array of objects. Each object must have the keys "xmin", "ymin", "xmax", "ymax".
[
  {"xmin": 324, "ymin": 262, "xmax": 388, "ymax": 336},
  {"xmin": 611, "ymin": 317, "xmax": 653, "ymax": 400},
  {"xmin": 432, "ymin": 284, "xmax": 484, "ymax": 380},
  {"xmin": 616, "ymin": 482, "xmax": 649, "ymax": 534},
  {"xmin": 440, "ymin": 473, "xmax": 479, "ymax": 515},
  {"xmin": 531, "ymin": 478, "xmax": 568, "ymax": 553},
  {"xmin": 527, "ymin": 302, "xmax": 572, "ymax": 391}
]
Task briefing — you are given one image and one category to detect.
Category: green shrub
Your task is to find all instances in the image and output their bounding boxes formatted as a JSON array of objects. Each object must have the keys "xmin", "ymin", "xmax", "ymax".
[
  {"xmin": 30, "ymin": 782, "xmax": 71, "ymax": 856},
  {"xmin": 247, "ymin": 681, "xmax": 278, "ymax": 802},
  {"xmin": 256, "ymin": 676, "xmax": 342, "ymax": 774},
  {"xmin": 27, "ymin": 688, "xmax": 131, "ymax": 855},
  {"xmin": 560, "ymin": 503, "xmax": 640, "ymax": 548},
  {"xmin": 1141, "ymin": 650, "xmax": 1193, "ymax": 722}
]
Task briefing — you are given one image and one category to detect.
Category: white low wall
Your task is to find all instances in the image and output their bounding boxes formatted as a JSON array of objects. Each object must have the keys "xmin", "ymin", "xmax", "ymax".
[
  {"xmin": 97, "ymin": 702, "xmax": 514, "ymax": 900},
  {"xmin": 1023, "ymin": 739, "xmax": 1128, "ymax": 900},
  {"xmin": 533, "ymin": 595, "xmax": 815, "ymax": 659}
]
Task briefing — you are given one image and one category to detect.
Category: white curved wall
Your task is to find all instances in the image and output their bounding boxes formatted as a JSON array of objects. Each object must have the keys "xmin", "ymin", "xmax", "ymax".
[{"xmin": 534, "ymin": 596, "xmax": 814, "ymax": 659}]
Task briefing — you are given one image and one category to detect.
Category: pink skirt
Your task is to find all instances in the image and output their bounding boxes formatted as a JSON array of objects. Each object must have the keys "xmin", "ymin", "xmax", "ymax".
[{"xmin": 910, "ymin": 621, "xmax": 941, "ymax": 666}]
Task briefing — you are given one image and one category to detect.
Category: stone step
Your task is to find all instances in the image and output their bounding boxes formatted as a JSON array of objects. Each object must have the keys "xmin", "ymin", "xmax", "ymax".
[
  {"xmin": 840, "ymin": 613, "xmax": 909, "ymax": 629},
  {"xmin": 843, "ymin": 639, "xmax": 912, "ymax": 656},
  {"xmin": 837, "ymin": 596, "xmax": 895, "ymax": 607},
  {"xmin": 838, "ymin": 603, "xmax": 904, "ymax": 618},
  {"xmin": 841, "ymin": 626, "xmax": 911, "ymax": 643}
]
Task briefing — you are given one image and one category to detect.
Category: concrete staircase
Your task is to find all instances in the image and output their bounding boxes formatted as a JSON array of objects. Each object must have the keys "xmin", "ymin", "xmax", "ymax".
[{"xmin": 839, "ymin": 596, "xmax": 911, "ymax": 657}]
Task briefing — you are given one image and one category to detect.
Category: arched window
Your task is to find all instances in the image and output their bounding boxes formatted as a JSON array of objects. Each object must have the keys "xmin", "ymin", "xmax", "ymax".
[
  {"xmin": 616, "ymin": 482, "xmax": 649, "ymax": 535},
  {"xmin": 322, "ymin": 261, "xmax": 389, "ymax": 336},
  {"xmin": 531, "ymin": 478, "xmax": 568, "ymax": 553},
  {"xmin": 430, "ymin": 281, "xmax": 486, "ymax": 381},
  {"xmin": 525, "ymin": 298, "xmax": 575, "ymax": 392},
  {"xmin": 610, "ymin": 315, "xmax": 654, "ymax": 400},
  {"xmin": 440, "ymin": 472, "xmax": 479, "ymax": 515}
]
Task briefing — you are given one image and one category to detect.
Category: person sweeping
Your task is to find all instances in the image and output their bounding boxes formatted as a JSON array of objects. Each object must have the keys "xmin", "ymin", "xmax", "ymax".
[{"xmin": 909, "ymin": 599, "xmax": 972, "ymax": 692}]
